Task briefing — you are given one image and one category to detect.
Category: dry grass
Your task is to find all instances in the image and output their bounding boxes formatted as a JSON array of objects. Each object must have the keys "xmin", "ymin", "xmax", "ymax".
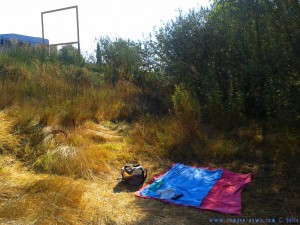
[
  {"xmin": 129, "ymin": 116, "xmax": 300, "ymax": 220},
  {"xmin": 1, "ymin": 121, "xmax": 299, "ymax": 224},
  {"xmin": 0, "ymin": 111, "xmax": 18, "ymax": 153},
  {"xmin": 1, "ymin": 52, "xmax": 141, "ymax": 128},
  {"xmin": 130, "ymin": 115, "xmax": 207, "ymax": 162},
  {"xmin": 0, "ymin": 58, "xmax": 141, "ymax": 179},
  {"xmin": 94, "ymin": 81, "xmax": 140, "ymax": 122},
  {"xmin": 1, "ymin": 95, "xmax": 299, "ymax": 224},
  {"xmin": 32, "ymin": 121, "xmax": 133, "ymax": 180},
  {"xmin": 0, "ymin": 156, "xmax": 231, "ymax": 225},
  {"xmin": 0, "ymin": 53, "xmax": 299, "ymax": 224},
  {"xmin": 1, "ymin": 109, "xmax": 224, "ymax": 224},
  {"xmin": 0, "ymin": 155, "xmax": 86, "ymax": 225}
]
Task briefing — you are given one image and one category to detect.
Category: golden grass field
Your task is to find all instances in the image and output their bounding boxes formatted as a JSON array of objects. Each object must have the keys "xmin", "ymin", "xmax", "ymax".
[
  {"xmin": 0, "ymin": 53, "xmax": 299, "ymax": 224},
  {"xmin": 0, "ymin": 112, "xmax": 219, "ymax": 225},
  {"xmin": 1, "ymin": 108, "xmax": 299, "ymax": 225}
]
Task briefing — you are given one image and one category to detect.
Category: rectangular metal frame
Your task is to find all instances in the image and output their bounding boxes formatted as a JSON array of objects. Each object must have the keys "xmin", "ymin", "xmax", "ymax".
[{"xmin": 41, "ymin": 5, "xmax": 80, "ymax": 53}]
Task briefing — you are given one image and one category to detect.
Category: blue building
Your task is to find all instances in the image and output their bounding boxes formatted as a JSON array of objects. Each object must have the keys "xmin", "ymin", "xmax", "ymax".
[{"xmin": 0, "ymin": 33, "xmax": 49, "ymax": 47}]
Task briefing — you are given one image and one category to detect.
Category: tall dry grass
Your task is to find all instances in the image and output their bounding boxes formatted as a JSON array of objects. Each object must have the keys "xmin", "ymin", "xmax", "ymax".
[
  {"xmin": 130, "ymin": 115, "xmax": 207, "ymax": 163},
  {"xmin": 34, "ymin": 122, "xmax": 132, "ymax": 179},
  {"xmin": 1, "ymin": 52, "xmax": 140, "ymax": 180},
  {"xmin": 0, "ymin": 111, "xmax": 18, "ymax": 153},
  {"xmin": 0, "ymin": 174, "xmax": 86, "ymax": 225},
  {"xmin": 0, "ymin": 53, "xmax": 140, "ymax": 127},
  {"xmin": 1, "ymin": 48, "xmax": 299, "ymax": 222},
  {"xmin": 130, "ymin": 85, "xmax": 207, "ymax": 162}
]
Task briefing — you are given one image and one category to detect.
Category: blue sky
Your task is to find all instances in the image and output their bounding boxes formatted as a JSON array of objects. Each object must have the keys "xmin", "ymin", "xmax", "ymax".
[{"xmin": 1, "ymin": 0, "xmax": 210, "ymax": 54}]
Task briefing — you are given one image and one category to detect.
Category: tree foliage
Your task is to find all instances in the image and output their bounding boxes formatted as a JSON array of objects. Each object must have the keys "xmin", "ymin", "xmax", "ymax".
[
  {"xmin": 153, "ymin": 1, "xmax": 300, "ymax": 125},
  {"xmin": 93, "ymin": 1, "xmax": 300, "ymax": 126},
  {"xmin": 58, "ymin": 45, "xmax": 85, "ymax": 66},
  {"xmin": 95, "ymin": 37, "xmax": 143, "ymax": 84}
]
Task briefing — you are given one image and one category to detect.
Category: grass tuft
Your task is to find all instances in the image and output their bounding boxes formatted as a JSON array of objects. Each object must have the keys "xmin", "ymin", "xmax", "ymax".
[
  {"xmin": 0, "ymin": 111, "xmax": 18, "ymax": 153},
  {"xmin": 33, "ymin": 122, "xmax": 132, "ymax": 179}
]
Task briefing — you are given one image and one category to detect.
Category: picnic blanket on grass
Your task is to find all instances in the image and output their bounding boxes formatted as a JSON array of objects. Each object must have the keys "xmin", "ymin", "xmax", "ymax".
[{"xmin": 135, "ymin": 163, "xmax": 252, "ymax": 215}]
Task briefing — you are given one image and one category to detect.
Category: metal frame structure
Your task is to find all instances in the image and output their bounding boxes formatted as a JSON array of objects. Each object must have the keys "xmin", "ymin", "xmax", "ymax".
[{"xmin": 41, "ymin": 5, "xmax": 80, "ymax": 53}]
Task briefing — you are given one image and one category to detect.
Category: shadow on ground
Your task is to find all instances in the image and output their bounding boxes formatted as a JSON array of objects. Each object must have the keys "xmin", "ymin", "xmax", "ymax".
[{"xmin": 113, "ymin": 181, "xmax": 141, "ymax": 193}]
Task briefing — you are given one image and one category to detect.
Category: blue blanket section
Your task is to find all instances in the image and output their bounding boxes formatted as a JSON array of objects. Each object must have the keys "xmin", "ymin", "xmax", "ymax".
[{"xmin": 140, "ymin": 164, "xmax": 223, "ymax": 207}]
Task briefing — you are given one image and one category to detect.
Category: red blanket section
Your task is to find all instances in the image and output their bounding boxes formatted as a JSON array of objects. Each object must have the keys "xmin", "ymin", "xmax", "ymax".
[{"xmin": 199, "ymin": 168, "xmax": 252, "ymax": 215}]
